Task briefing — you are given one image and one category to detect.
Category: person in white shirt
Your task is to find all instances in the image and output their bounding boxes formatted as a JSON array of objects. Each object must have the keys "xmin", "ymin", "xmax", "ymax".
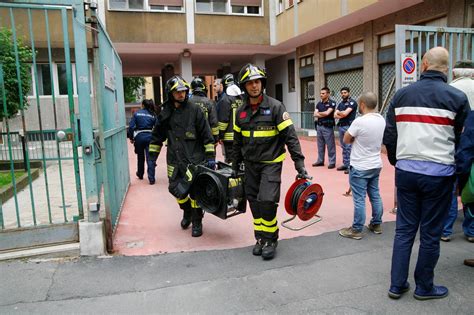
[{"xmin": 339, "ymin": 92, "xmax": 386, "ymax": 240}]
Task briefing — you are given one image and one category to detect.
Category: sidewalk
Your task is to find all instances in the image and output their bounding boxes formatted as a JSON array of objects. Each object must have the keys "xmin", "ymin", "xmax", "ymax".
[
  {"xmin": 113, "ymin": 139, "xmax": 397, "ymax": 255},
  {"xmin": 1, "ymin": 220, "xmax": 473, "ymax": 313}
]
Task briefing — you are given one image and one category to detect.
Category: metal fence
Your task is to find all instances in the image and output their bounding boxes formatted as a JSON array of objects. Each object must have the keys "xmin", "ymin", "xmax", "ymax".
[
  {"xmin": 0, "ymin": 130, "xmax": 75, "ymax": 161},
  {"xmin": 0, "ymin": 2, "xmax": 83, "ymax": 241},
  {"xmin": 379, "ymin": 63, "xmax": 396, "ymax": 117},
  {"xmin": 325, "ymin": 69, "xmax": 364, "ymax": 104}
]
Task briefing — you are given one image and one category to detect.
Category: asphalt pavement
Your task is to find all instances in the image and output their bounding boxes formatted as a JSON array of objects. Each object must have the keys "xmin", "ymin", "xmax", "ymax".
[{"xmin": 1, "ymin": 219, "xmax": 473, "ymax": 314}]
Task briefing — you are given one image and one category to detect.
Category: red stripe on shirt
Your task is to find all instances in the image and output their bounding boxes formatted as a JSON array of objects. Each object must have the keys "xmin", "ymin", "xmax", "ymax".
[{"xmin": 395, "ymin": 114, "xmax": 454, "ymax": 126}]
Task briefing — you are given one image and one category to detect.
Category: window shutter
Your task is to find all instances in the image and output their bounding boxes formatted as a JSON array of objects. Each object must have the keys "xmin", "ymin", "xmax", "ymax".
[
  {"xmin": 149, "ymin": 0, "xmax": 183, "ymax": 6},
  {"xmin": 230, "ymin": 0, "xmax": 262, "ymax": 6}
]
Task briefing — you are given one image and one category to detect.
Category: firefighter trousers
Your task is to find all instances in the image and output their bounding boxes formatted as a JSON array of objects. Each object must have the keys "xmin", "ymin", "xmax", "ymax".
[
  {"xmin": 244, "ymin": 162, "xmax": 282, "ymax": 242},
  {"xmin": 177, "ymin": 196, "xmax": 204, "ymax": 223}
]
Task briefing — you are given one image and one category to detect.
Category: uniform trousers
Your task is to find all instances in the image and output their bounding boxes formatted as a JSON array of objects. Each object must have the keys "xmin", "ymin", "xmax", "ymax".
[
  {"xmin": 316, "ymin": 125, "xmax": 336, "ymax": 165},
  {"xmin": 244, "ymin": 162, "xmax": 282, "ymax": 242},
  {"xmin": 134, "ymin": 133, "xmax": 155, "ymax": 182},
  {"xmin": 338, "ymin": 125, "xmax": 351, "ymax": 167}
]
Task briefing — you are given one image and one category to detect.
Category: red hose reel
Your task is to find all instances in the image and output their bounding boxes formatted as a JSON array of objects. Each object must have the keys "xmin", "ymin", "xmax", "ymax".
[{"xmin": 282, "ymin": 178, "xmax": 324, "ymax": 230}]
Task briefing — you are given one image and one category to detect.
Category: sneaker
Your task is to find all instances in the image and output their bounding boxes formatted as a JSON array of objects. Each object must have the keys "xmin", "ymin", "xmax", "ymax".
[
  {"xmin": 339, "ymin": 227, "xmax": 362, "ymax": 240},
  {"xmin": 388, "ymin": 282, "xmax": 410, "ymax": 299},
  {"xmin": 261, "ymin": 241, "xmax": 278, "ymax": 260},
  {"xmin": 312, "ymin": 162, "xmax": 324, "ymax": 167},
  {"xmin": 336, "ymin": 165, "xmax": 348, "ymax": 171},
  {"xmin": 464, "ymin": 258, "xmax": 474, "ymax": 267},
  {"xmin": 252, "ymin": 239, "xmax": 263, "ymax": 256},
  {"xmin": 367, "ymin": 223, "xmax": 382, "ymax": 234},
  {"xmin": 414, "ymin": 285, "xmax": 449, "ymax": 300},
  {"xmin": 149, "ymin": 179, "xmax": 155, "ymax": 185},
  {"xmin": 466, "ymin": 235, "xmax": 474, "ymax": 243},
  {"xmin": 440, "ymin": 235, "xmax": 451, "ymax": 242},
  {"xmin": 136, "ymin": 172, "xmax": 143, "ymax": 180},
  {"xmin": 328, "ymin": 164, "xmax": 336, "ymax": 169}
]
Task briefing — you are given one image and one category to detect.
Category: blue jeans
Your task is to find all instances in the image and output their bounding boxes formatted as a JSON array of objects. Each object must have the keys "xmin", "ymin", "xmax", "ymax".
[
  {"xmin": 338, "ymin": 126, "xmax": 352, "ymax": 167},
  {"xmin": 442, "ymin": 182, "xmax": 458, "ymax": 237},
  {"xmin": 442, "ymin": 181, "xmax": 474, "ymax": 237},
  {"xmin": 391, "ymin": 169, "xmax": 454, "ymax": 292},
  {"xmin": 349, "ymin": 166, "xmax": 383, "ymax": 232}
]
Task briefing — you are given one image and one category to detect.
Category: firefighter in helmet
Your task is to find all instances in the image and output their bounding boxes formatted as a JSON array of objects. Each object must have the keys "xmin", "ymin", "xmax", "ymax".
[
  {"xmin": 233, "ymin": 63, "xmax": 311, "ymax": 260},
  {"xmin": 149, "ymin": 75, "xmax": 216, "ymax": 237},
  {"xmin": 217, "ymin": 73, "xmax": 243, "ymax": 163},
  {"xmin": 190, "ymin": 77, "xmax": 219, "ymax": 144}
]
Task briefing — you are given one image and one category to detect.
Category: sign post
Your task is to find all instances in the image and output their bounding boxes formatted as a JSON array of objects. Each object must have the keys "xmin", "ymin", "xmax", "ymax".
[{"xmin": 401, "ymin": 53, "xmax": 417, "ymax": 87}]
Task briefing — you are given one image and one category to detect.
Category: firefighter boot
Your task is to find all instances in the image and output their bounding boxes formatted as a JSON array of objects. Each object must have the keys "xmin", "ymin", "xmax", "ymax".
[
  {"xmin": 180, "ymin": 209, "xmax": 192, "ymax": 229},
  {"xmin": 191, "ymin": 208, "xmax": 204, "ymax": 237},
  {"xmin": 261, "ymin": 240, "xmax": 278, "ymax": 260},
  {"xmin": 252, "ymin": 239, "xmax": 264, "ymax": 256}
]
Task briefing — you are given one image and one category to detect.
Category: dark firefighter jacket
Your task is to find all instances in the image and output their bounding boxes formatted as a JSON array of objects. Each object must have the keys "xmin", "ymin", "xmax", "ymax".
[
  {"xmin": 149, "ymin": 100, "xmax": 216, "ymax": 170},
  {"xmin": 217, "ymin": 92, "xmax": 243, "ymax": 142},
  {"xmin": 233, "ymin": 94, "xmax": 305, "ymax": 170},
  {"xmin": 189, "ymin": 93, "xmax": 219, "ymax": 142}
]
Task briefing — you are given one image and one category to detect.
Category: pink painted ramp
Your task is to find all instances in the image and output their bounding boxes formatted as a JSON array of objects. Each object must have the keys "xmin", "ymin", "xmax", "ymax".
[{"xmin": 113, "ymin": 139, "xmax": 396, "ymax": 255}]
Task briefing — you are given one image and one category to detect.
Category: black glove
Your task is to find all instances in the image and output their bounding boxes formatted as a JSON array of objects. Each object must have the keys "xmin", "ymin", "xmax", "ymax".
[
  {"xmin": 296, "ymin": 167, "xmax": 312, "ymax": 180},
  {"xmin": 206, "ymin": 158, "xmax": 216, "ymax": 170}
]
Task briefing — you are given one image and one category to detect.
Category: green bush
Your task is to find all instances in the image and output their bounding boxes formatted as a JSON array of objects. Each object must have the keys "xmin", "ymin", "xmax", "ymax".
[{"xmin": 0, "ymin": 27, "xmax": 33, "ymax": 119}]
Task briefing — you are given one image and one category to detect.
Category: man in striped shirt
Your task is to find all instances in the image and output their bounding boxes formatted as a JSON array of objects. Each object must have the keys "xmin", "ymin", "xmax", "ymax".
[{"xmin": 384, "ymin": 47, "xmax": 470, "ymax": 301}]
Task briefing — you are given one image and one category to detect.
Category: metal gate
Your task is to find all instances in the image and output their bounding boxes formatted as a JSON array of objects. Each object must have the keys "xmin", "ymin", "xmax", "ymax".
[
  {"xmin": 325, "ymin": 69, "xmax": 363, "ymax": 104},
  {"xmin": 395, "ymin": 24, "xmax": 474, "ymax": 89},
  {"xmin": 0, "ymin": 1, "xmax": 129, "ymax": 253},
  {"xmin": 90, "ymin": 8, "xmax": 129, "ymax": 250}
]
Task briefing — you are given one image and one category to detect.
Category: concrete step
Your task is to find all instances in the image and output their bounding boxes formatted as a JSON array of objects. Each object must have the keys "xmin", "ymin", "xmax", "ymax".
[{"xmin": 0, "ymin": 242, "xmax": 80, "ymax": 261}]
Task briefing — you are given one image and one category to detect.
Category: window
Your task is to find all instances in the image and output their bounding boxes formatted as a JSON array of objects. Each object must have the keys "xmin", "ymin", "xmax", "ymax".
[
  {"xmin": 109, "ymin": 0, "xmax": 145, "ymax": 10},
  {"xmin": 288, "ymin": 59, "xmax": 295, "ymax": 92},
  {"xmin": 277, "ymin": 0, "xmax": 283, "ymax": 14},
  {"xmin": 149, "ymin": 4, "xmax": 183, "ymax": 11},
  {"xmin": 57, "ymin": 64, "xmax": 68, "ymax": 95},
  {"xmin": 36, "ymin": 64, "xmax": 52, "ymax": 96},
  {"xmin": 300, "ymin": 55, "xmax": 313, "ymax": 67},
  {"xmin": 196, "ymin": 0, "xmax": 226, "ymax": 13},
  {"xmin": 195, "ymin": 1, "xmax": 262, "ymax": 15}
]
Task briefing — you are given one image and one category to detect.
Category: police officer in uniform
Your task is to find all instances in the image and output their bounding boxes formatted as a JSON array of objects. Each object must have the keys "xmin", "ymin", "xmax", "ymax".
[
  {"xmin": 127, "ymin": 99, "xmax": 157, "ymax": 184},
  {"xmin": 217, "ymin": 73, "xmax": 243, "ymax": 163},
  {"xmin": 312, "ymin": 87, "xmax": 336, "ymax": 169},
  {"xmin": 334, "ymin": 87, "xmax": 357, "ymax": 174},
  {"xmin": 190, "ymin": 77, "xmax": 219, "ymax": 144},
  {"xmin": 149, "ymin": 75, "xmax": 216, "ymax": 237},
  {"xmin": 233, "ymin": 64, "xmax": 310, "ymax": 260}
]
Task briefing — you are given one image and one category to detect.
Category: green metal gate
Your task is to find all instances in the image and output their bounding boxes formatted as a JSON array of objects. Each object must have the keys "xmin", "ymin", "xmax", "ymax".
[
  {"xmin": 0, "ymin": 1, "xmax": 129, "ymax": 253},
  {"xmin": 90, "ymin": 8, "xmax": 129, "ymax": 250},
  {"xmin": 395, "ymin": 24, "xmax": 474, "ymax": 89}
]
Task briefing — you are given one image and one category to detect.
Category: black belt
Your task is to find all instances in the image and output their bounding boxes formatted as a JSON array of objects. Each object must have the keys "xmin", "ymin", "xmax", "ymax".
[
  {"xmin": 317, "ymin": 121, "xmax": 334, "ymax": 127},
  {"xmin": 337, "ymin": 122, "xmax": 351, "ymax": 127}
]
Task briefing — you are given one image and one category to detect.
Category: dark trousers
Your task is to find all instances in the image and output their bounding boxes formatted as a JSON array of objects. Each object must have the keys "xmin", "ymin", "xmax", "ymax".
[
  {"xmin": 135, "ymin": 135, "xmax": 155, "ymax": 182},
  {"xmin": 390, "ymin": 169, "xmax": 454, "ymax": 292},
  {"xmin": 223, "ymin": 142, "xmax": 234, "ymax": 164},
  {"xmin": 245, "ymin": 162, "xmax": 282, "ymax": 242}
]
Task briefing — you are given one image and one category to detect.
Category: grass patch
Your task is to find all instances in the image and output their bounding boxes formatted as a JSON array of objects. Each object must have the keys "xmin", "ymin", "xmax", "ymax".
[{"xmin": 0, "ymin": 171, "xmax": 25, "ymax": 189}]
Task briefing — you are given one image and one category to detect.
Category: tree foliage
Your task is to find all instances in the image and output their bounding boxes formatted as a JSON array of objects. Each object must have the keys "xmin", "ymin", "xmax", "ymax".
[
  {"xmin": 0, "ymin": 27, "xmax": 33, "ymax": 120},
  {"xmin": 123, "ymin": 76, "xmax": 146, "ymax": 103}
]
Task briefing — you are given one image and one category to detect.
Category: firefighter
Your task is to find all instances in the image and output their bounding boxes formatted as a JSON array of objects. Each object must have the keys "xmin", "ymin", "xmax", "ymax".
[
  {"xmin": 127, "ymin": 99, "xmax": 157, "ymax": 184},
  {"xmin": 217, "ymin": 73, "xmax": 243, "ymax": 163},
  {"xmin": 190, "ymin": 77, "xmax": 219, "ymax": 144},
  {"xmin": 149, "ymin": 75, "xmax": 216, "ymax": 237},
  {"xmin": 233, "ymin": 64, "xmax": 311, "ymax": 260}
]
